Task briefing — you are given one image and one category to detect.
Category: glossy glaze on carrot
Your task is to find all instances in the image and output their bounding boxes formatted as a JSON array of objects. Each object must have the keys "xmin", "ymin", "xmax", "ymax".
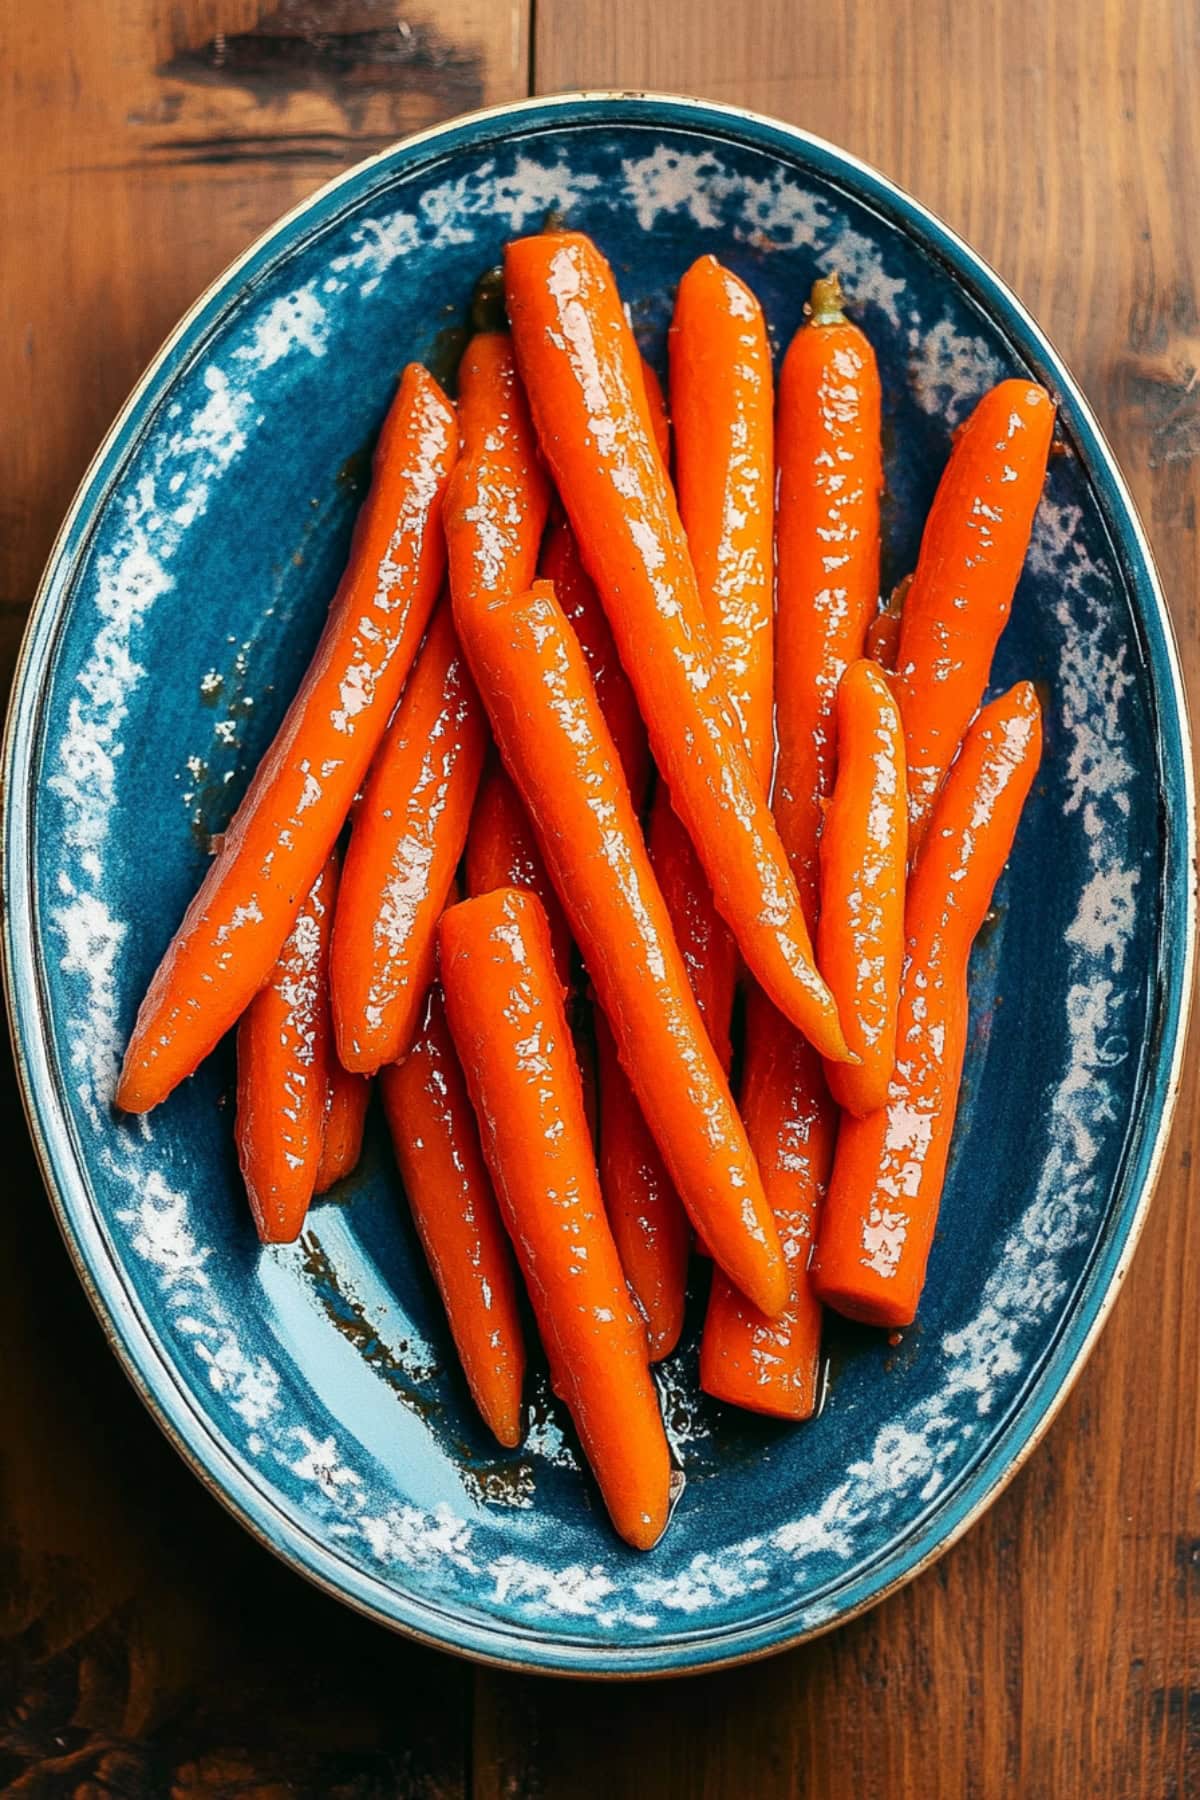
[
  {"xmin": 380, "ymin": 988, "xmax": 527, "ymax": 1449},
  {"xmin": 465, "ymin": 760, "xmax": 573, "ymax": 987},
  {"xmin": 438, "ymin": 888, "xmax": 673, "ymax": 1549},
  {"xmin": 774, "ymin": 273, "xmax": 884, "ymax": 923},
  {"xmin": 117, "ymin": 366, "xmax": 457, "ymax": 1114},
  {"xmin": 505, "ymin": 231, "xmax": 851, "ymax": 1064},
  {"xmin": 452, "ymin": 576, "xmax": 787, "ymax": 1318},
  {"xmin": 893, "ymin": 379, "xmax": 1054, "ymax": 851},
  {"xmin": 330, "ymin": 602, "xmax": 486, "ymax": 1073},
  {"xmin": 314, "ymin": 1060, "xmax": 370, "ymax": 1194},
  {"xmin": 701, "ymin": 987, "xmax": 836, "ymax": 1418},
  {"xmin": 817, "ymin": 660, "xmax": 908, "ymax": 1117},
  {"xmin": 812, "ymin": 682, "xmax": 1043, "ymax": 1329},
  {"xmin": 593, "ymin": 1008, "xmax": 691, "ymax": 1361},
  {"xmin": 669, "ymin": 252, "xmax": 775, "ymax": 789},
  {"xmin": 235, "ymin": 853, "xmax": 337, "ymax": 1244},
  {"xmin": 864, "ymin": 575, "xmax": 911, "ymax": 675}
]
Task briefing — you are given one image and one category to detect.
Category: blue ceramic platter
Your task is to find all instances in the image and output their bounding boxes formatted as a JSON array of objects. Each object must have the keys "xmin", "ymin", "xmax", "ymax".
[{"xmin": 3, "ymin": 94, "xmax": 1194, "ymax": 1677}]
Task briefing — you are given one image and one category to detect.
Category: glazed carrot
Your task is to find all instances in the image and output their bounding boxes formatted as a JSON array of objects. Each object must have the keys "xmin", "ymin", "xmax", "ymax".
[
  {"xmin": 639, "ymin": 356, "xmax": 672, "ymax": 468},
  {"xmin": 701, "ymin": 988, "xmax": 836, "ymax": 1418},
  {"xmin": 817, "ymin": 661, "xmax": 908, "ymax": 1116},
  {"xmin": 380, "ymin": 988, "xmax": 527, "ymax": 1448},
  {"xmin": 330, "ymin": 602, "xmax": 487, "ymax": 1072},
  {"xmin": 465, "ymin": 760, "xmax": 573, "ymax": 987},
  {"xmin": 235, "ymin": 854, "xmax": 337, "ymax": 1244},
  {"xmin": 812, "ymin": 682, "xmax": 1043, "ymax": 1328},
  {"xmin": 452, "ymin": 576, "xmax": 787, "ymax": 1317},
  {"xmin": 314, "ymin": 1061, "xmax": 370, "ymax": 1194},
  {"xmin": 117, "ymin": 367, "xmax": 456, "ymax": 1115},
  {"xmin": 439, "ymin": 888, "xmax": 673, "ymax": 1549},
  {"xmin": 540, "ymin": 513, "xmax": 650, "ymax": 803},
  {"xmin": 669, "ymin": 253, "xmax": 775, "ymax": 789},
  {"xmin": 505, "ymin": 231, "xmax": 850, "ymax": 1064},
  {"xmin": 593, "ymin": 1009, "xmax": 691, "ymax": 1361},
  {"xmin": 774, "ymin": 272, "xmax": 884, "ymax": 923},
  {"xmin": 893, "ymin": 379, "xmax": 1054, "ymax": 851},
  {"xmin": 864, "ymin": 575, "xmax": 911, "ymax": 674},
  {"xmin": 647, "ymin": 797, "xmax": 738, "ymax": 1070}
]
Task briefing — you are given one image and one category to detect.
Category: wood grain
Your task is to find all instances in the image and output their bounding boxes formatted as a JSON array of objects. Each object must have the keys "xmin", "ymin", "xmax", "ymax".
[
  {"xmin": 3, "ymin": 1, "xmax": 1198, "ymax": 1794},
  {"xmin": 488, "ymin": 4, "xmax": 1199, "ymax": 1796}
]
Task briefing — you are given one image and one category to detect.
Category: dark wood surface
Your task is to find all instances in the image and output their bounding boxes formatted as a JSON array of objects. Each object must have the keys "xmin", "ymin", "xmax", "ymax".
[{"xmin": 2, "ymin": 3, "xmax": 1196, "ymax": 1794}]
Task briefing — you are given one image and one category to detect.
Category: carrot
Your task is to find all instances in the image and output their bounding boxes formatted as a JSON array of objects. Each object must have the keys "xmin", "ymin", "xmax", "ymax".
[
  {"xmin": 701, "ymin": 987, "xmax": 836, "ymax": 1418},
  {"xmin": 379, "ymin": 988, "xmax": 527, "ymax": 1449},
  {"xmin": 817, "ymin": 660, "xmax": 908, "ymax": 1116},
  {"xmin": 646, "ymin": 797, "xmax": 738, "ymax": 1071},
  {"xmin": 330, "ymin": 602, "xmax": 486, "ymax": 1073},
  {"xmin": 235, "ymin": 853, "xmax": 337, "ymax": 1244},
  {"xmin": 314, "ymin": 1061, "xmax": 370, "ymax": 1194},
  {"xmin": 639, "ymin": 356, "xmax": 672, "ymax": 468},
  {"xmin": 465, "ymin": 760, "xmax": 573, "ymax": 986},
  {"xmin": 593, "ymin": 1008, "xmax": 690, "ymax": 1361},
  {"xmin": 893, "ymin": 379, "xmax": 1054, "ymax": 851},
  {"xmin": 774, "ymin": 271, "xmax": 884, "ymax": 925},
  {"xmin": 505, "ymin": 231, "xmax": 850, "ymax": 1064},
  {"xmin": 116, "ymin": 368, "xmax": 457, "ymax": 1115},
  {"xmin": 452, "ymin": 575, "xmax": 787, "ymax": 1318},
  {"xmin": 438, "ymin": 888, "xmax": 673, "ymax": 1549},
  {"xmin": 812, "ymin": 681, "xmax": 1043, "ymax": 1328},
  {"xmin": 540, "ymin": 512, "xmax": 650, "ymax": 803},
  {"xmin": 669, "ymin": 253, "xmax": 775, "ymax": 790},
  {"xmin": 864, "ymin": 575, "xmax": 911, "ymax": 675}
]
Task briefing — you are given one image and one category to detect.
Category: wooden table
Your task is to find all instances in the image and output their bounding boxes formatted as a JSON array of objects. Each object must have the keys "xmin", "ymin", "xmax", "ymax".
[{"xmin": 2, "ymin": 4, "xmax": 1197, "ymax": 1793}]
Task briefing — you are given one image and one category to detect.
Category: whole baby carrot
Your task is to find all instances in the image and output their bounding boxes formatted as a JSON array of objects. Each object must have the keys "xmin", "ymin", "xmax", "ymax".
[
  {"xmin": 893, "ymin": 379, "xmax": 1054, "ymax": 851},
  {"xmin": 439, "ymin": 888, "xmax": 673, "ymax": 1549},
  {"xmin": 314, "ymin": 1061, "xmax": 370, "ymax": 1194},
  {"xmin": 117, "ymin": 366, "xmax": 456, "ymax": 1114},
  {"xmin": 701, "ymin": 987, "xmax": 837, "ymax": 1418},
  {"xmin": 593, "ymin": 1008, "xmax": 691, "ymax": 1361},
  {"xmin": 452, "ymin": 576, "xmax": 787, "ymax": 1318},
  {"xmin": 380, "ymin": 988, "xmax": 527, "ymax": 1449},
  {"xmin": 465, "ymin": 760, "xmax": 573, "ymax": 987},
  {"xmin": 669, "ymin": 253, "xmax": 775, "ymax": 789},
  {"xmin": 812, "ymin": 681, "xmax": 1043, "ymax": 1328},
  {"xmin": 235, "ymin": 853, "xmax": 338, "ymax": 1244},
  {"xmin": 817, "ymin": 660, "xmax": 908, "ymax": 1116},
  {"xmin": 774, "ymin": 272, "xmax": 884, "ymax": 921},
  {"xmin": 505, "ymin": 231, "xmax": 850, "ymax": 1064},
  {"xmin": 330, "ymin": 602, "xmax": 487, "ymax": 1072}
]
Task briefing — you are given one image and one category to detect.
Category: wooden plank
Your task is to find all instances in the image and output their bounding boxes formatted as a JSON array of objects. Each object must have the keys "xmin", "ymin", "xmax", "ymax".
[
  {"xmin": 467, "ymin": 4, "xmax": 1200, "ymax": 1795},
  {"xmin": 0, "ymin": 4, "xmax": 528, "ymax": 1792}
]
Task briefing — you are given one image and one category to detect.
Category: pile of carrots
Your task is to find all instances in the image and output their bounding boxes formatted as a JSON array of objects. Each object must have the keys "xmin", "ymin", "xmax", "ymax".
[{"xmin": 117, "ymin": 229, "xmax": 1052, "ymax": 1551}]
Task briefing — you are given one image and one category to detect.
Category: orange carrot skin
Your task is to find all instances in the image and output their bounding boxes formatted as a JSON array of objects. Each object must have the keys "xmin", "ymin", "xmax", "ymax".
[
  {"xmin": 445, "ymin": 329, "xmax": 550, "ymax": 618},
  {"xmin": 236, "ymin": 854, "xmax": 338, "ymax": 1244},
  {"xmin": 594, "ymin": 1008, "xmax": 690, "ymax": 1361},
  {"xmin": 540, "ymin": 512, "xmax": 651, "ymax": 805},
  {"xmin": 774, "ymin": 275, "xmax": 884, "ymax": 924},
  {"xmin": 331, "ymin": 603, "xmax": 487, "ymax": 1073},
  {"xmin": 669, "ymin": 253, "xmax": 775, "ymax": 791},
  {"xmin": 647, "ymin": 797, "xmax": 738, "ymax": 1071},
  {"xmin": 701, "ymin": 986, "xmax": 836, "ymax": 1418},
  {"xmin": 117, "ymin": 368, "xmax": 457, "ymax": 1115},
  {"xmin": 639, "ymin": 357, "xmax": 672, "ymax": 468},
  {"xmin": 812, "ymin": 682, "xmax": 1043, "ymax": 1329},
  {"xmin": 505, "ymin": 231, "xmax": 850, "ymax": 1065},
  {"xmin": 438, "ymin": 889, "xmax": 672, "ymax": 1549},
  {"xmin": 379, "ymin": 988, "xmax": 527, "ymax": 1449},
  {"xmin": 314, "ymin": 1061, "xmax": 370, "ymax": 1194},
  {"xmin": 864, "ymin": 575, "xmax": 911, "ymax": 675},
  {"xmin": 818, "ymin": 661, "xmax": 908, "ymax": 1117},
  {"xmin": 453, "ymin": 577, "xmax": 787, "ymax": 1318},
  {"xmin": 465, "ymin": 761, "xmax": 573, "ymax": 986},
  {"xmin": 894, "ymin": 380, "xmax": 1054, "ymax": 851}
]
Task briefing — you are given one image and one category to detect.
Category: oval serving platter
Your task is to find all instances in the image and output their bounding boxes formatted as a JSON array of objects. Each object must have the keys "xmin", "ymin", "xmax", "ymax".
[{"xmin": 2, "ymin": 93, "xmax": 1194, "ymax": 1677}]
